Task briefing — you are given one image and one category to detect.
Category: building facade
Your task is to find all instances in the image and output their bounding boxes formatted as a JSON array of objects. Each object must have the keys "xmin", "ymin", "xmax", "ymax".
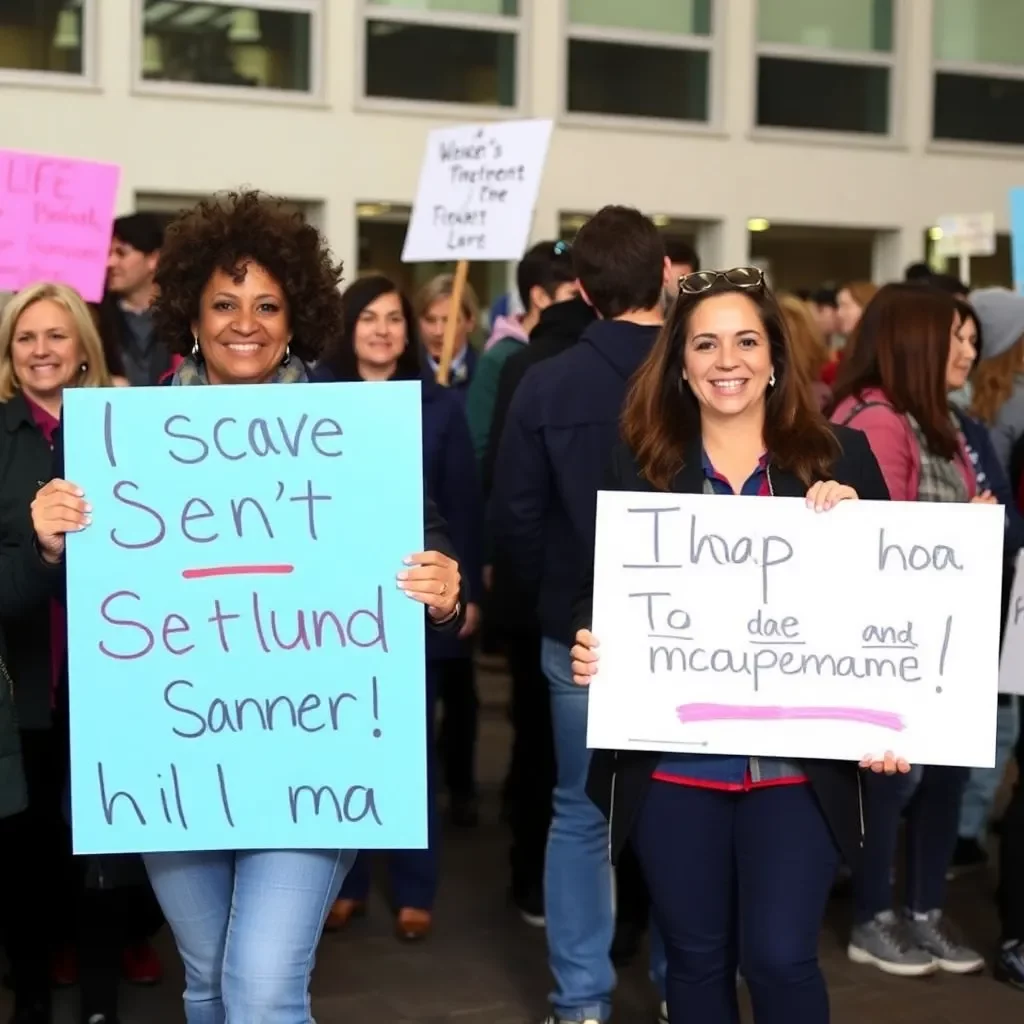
[{"xmin": 2, "ymin": 0, "xmax": 1022, "ymax": 303}]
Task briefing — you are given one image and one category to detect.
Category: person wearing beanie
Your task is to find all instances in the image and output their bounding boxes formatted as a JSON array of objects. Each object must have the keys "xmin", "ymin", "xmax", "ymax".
[{"xmin": 968, "ymin": 289, "xmax": 1024, "ymax": 476}]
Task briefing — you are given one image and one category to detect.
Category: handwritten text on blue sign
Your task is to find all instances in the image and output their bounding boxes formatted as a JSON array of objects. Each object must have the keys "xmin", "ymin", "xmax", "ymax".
[{"xmin": 64, "ymin": 381, "xmax": 426, "ymax": 854}]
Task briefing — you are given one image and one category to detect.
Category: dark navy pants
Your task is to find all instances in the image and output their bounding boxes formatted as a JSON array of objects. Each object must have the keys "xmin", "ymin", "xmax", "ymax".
[
  {"xmin": 631, "ymin": 780, "xmax": 839, "ymax": 1024},
  {"xmin": 338, "ymin": 665, "xmax": 439, "ymax": 910}
]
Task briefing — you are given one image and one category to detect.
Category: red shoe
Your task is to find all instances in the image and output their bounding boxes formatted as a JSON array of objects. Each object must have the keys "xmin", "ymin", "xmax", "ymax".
[
  {"xmin": 51, "ymin": 945, "xmax": 78, "ymax": 987},
  {"xmin": 121, "ymin": 941, "xmax": 162, "ymax": 986}
]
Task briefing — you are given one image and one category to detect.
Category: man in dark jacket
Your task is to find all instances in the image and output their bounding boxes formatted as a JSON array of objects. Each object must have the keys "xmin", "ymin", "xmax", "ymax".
[
  {"xmin": 485, "ymin": 296, "xmax": 595, "ymax": 926},
  {"xmin": 98, "ymin": 214, "xmax": 169, "ymax": 386},
  {"xmin": 489, "ymin": 206, "xmax": 672, "ymax": 1024}
]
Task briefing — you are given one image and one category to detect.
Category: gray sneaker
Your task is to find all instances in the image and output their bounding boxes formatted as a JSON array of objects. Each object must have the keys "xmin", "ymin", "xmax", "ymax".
[
  {"xmin": 848, "ymin": 910, "xmax": 937, "ymax": 976},
  {"xmin": 904, "ymin": 910, "xmax": 985, "ymax": 974}
]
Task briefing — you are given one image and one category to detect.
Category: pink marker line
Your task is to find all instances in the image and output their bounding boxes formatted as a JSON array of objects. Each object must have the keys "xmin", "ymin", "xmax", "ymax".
[{"xmin": 676, "ymin": 703, "xmax": 905, "ymax": 732}]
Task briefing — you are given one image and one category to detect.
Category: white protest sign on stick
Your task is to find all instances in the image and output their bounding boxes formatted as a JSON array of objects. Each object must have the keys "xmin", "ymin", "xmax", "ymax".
[
  {"xmin": 401, "ymin": 118, "xmax": 553, "ymax": 385},
  {"xmin": 587, "ymin": 493, "xmax": 1004, "ymax": 768},
  {"xmin": 999, "ymin": 550, "xmax": 1024, "ymax": 695}
]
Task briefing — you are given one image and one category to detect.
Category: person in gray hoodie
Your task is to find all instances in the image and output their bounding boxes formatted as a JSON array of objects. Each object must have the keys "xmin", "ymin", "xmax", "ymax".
[{"xmin": 968, "ymin": 288, "xmax": 1024, "ymax": 476}]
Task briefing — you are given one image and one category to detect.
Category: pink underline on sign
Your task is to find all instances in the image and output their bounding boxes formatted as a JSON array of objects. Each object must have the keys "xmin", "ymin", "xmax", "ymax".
[
  {"xmin": 181, "ymin": 564, "xmax": 295, "ymax": 580},
  {"xmin": 676, "ymin": 703, "xmax": 906, "ymax": 732}
]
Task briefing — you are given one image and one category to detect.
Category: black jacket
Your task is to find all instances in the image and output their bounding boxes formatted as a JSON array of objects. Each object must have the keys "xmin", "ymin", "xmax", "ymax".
[
  {"xmin": 483, "ymin": 297, "xmax": 597, "ymax": 496},
  {"xmin": 577, "ymin": 426, "xmax": 891, "ymax": 870},
  {"xmin": 489, "ymin": 318, "xmax": 659, "ymax": 646},
  {"xmin": 484, "ymin": 298, "xmax": 596, "ymax": 631}
]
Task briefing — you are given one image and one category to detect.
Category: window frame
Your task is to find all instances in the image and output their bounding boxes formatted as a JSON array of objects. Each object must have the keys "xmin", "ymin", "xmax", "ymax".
[
  {"xmin": 131, "ymin": 0, "xmax": 325, "ymax": 106},
  {"xmin": 751, "ymin": 0, "xmax": 903, "ymax": 146},
  {"xmin": 0, "ymin": 0, "xmax": 98, "ymax": 90},
  {"xmin": 355, "ymin": 0, "xmax": 528, "ymax": 117},
  {"xmin": 932, "ymin": 34, "xmax": 1024, "ymax": 151},
  {"xmin": 559, "ymin": 0, "xmax": 722, "ymax": 133}
]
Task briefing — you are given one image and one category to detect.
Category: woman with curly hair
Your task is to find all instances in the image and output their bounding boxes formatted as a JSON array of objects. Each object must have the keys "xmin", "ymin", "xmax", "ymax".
[{"xmin": 26, "ymin": 191, "xmax": 467, "ymax": 1023}]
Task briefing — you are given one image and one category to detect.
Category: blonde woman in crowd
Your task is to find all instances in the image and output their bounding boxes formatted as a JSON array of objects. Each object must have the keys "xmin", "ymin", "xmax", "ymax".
[
  {"xmin": 416, "ymin": 274, "xmax": 480, "ymax": 394},
  {"xmin": 0, "ymin": 283, "xmax": 158, "ymax": 1024}
]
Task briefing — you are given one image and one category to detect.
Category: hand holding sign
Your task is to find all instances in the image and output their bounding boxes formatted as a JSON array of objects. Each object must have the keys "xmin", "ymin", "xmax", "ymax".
[{"xmin": 30, "ymin": 478, "xmax": 91, "ymax": 563}]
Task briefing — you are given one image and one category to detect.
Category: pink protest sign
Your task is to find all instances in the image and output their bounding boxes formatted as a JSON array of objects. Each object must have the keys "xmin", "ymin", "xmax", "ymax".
[{"xmin": 0, "ymin": 149, "xmax": 120, "ymax": 303}]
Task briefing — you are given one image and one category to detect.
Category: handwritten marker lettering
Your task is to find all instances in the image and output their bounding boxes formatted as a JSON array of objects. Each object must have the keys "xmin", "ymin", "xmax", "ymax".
[
  {"xmin": 588, "ymin": 492, "xmax": 1003, "ymax": 768},
  {"xmin": 64, "ymin": 382, "xmax": 428, "ymax": 854}
]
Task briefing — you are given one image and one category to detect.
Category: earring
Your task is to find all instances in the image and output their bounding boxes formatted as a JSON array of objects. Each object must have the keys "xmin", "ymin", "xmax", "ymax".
[
  {"xmin": 191, "ymin": 335, "xmax": 200, "ymax": 360},
  {"xmin": 79, "ymin": 362, "xmax": 88, "ymax": 375},
  {"xmin": 769, "ymin": 371, "xmax": 777, "ymax": 388},
  {"xmin": 281, "ymin": 343, "xmax": 291, "ymax": 366}
]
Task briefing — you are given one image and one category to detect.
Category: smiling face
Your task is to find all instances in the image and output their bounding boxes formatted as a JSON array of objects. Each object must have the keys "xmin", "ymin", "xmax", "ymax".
[
  {"xmin": 353, "ymin": 291, "xmax": 407, "ymax": 379},
  {"xmin": 10, "ymin": 298, "xmax": 85, "ymax": 405},
  {"xmin": 193, "ymin": 262, "xmax": 291, "ymax": 385},
  {"xmin": 946, "ymin": 311, "xmax": 977, "ymax": 392},
  {"xmin": 682, "ymin": 292, "xmax": 774, "ymax": 421}
]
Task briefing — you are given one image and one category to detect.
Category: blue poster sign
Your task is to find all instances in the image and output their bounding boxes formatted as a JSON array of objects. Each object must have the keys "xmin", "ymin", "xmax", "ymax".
[
  {"xmin": 63, "ymin": 382, "xmax": 426, "ymax": 854},
  {"xmin": 1011, "ymin": 187, "xmax": 1024, "ymax": 293}
]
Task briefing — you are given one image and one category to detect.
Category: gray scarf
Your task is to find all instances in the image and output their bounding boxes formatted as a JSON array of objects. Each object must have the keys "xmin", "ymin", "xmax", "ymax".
[{"xmin": 170, "ymin": 354, "xmax": 309, "ymax": 386}]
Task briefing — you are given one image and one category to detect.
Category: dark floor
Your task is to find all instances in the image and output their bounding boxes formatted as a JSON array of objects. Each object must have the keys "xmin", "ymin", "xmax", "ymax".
[{"xmin": 7, "ymin": 657, "xmax": 1022, "ymax": 1022}]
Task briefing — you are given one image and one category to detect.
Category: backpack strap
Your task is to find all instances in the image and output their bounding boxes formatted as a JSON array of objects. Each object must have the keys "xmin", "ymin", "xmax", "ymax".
[{"xmin": 837, "ymin": 399, "xmax": 893, "ymax": 427}]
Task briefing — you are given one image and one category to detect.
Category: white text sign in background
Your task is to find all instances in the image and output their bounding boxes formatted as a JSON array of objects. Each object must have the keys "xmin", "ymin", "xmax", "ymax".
[
  {"xmin": 401, "ymin": 119, "xmax": 553, "ymax": 263},
  {"xmin": 587, "ymin": 494, "xmax": 1004, "ymax": 768},
  {"xmin": 999, "ymin": 549, "xmax": 1024, "ymax": 696}
]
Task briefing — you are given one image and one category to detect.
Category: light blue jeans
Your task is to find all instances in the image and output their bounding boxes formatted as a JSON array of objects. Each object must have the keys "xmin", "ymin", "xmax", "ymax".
[
  {"xmin": 144, "ymin": 849, "xmax": 354, "ymax": 1024},
  {"xmin": 959, "ymin": 699, "xmax": 1020, "ymax": 840},
  {"xmin": 542, "ymin": 638, "xmax": 666, "ymax": 1022}
]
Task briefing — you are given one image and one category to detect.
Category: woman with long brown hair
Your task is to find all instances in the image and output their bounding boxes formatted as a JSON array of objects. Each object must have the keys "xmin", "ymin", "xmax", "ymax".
[
  {"xmin": 822, "ymin": 280, "xmax": 879, "ymax": 389},
  {"xmin": 777, "ymin": 292, "xmax": 831, "ymax": 409},
  {"xmin": 968, "ymin": 288, "xmax": 1024, "ymax": 477},
  {"xmin": 569, "ymin": 268, "xmax": 904, "ymax": 1023},
  {"xmin": 830, "ymin": 282, "xmax": 994, "ymax": 980}
]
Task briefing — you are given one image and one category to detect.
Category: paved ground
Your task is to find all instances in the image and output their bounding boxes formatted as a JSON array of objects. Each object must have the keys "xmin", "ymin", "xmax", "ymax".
[{"xmin": 6, "ymin": 658, "xmax": 1021, "ymax": 1022}]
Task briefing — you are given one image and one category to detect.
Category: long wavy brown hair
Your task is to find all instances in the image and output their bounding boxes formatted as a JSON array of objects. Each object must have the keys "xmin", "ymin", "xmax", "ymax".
[
  {"xmin": 778, "ymin": 293, "xmax": 830, "ymax": 385},
  {"xmin": 622, "ymin": 281, "xmax": 839, "ymax": 490},
  {"xmin": 830, "ymin": 283, "xmax": 959, "ymax": 458},
  {"xmin": 970, "ymin": 335, "xmax": 1024, "ymax": 425}
]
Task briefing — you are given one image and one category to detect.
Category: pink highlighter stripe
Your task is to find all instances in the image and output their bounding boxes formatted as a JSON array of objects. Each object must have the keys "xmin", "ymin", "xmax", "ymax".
[{"xmin": 676, "ymin": 703, "xmax": 905, "ymax": 732}]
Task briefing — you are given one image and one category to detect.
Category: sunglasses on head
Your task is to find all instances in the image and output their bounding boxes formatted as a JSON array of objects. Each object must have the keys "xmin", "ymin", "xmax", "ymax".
[{"xmin": 678, "ymin": 266, "xmax": 765, "ymax": 295}]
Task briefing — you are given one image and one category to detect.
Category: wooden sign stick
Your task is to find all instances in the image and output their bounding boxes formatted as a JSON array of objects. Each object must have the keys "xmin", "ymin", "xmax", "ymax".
[{"xmin": 435, "ymin": 259, "xmax": 470, "ymax": 387}]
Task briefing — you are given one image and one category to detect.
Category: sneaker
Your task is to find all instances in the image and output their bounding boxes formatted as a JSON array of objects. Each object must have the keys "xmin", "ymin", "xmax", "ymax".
[
  {"xmin": 946, "ymin": 837, "xmax": 988, "ymax": 879},
  {"xmin": 905, "ymin": 910, "xmax": 985, "ymax": 974},
  {"xmin": 511, "ymin": 885, "xmax": 545, "ymax": 928},
  {"xmin": 847, "ymin": 911, "xmax": 937, "ymax": 976},
  {"xmin": 995, "ymin": 941, "xmax": 1024, "ymax": 990},
  {"xmin": 658, "ymin": 1001, "xmax": 669, "ymax": 1023}
]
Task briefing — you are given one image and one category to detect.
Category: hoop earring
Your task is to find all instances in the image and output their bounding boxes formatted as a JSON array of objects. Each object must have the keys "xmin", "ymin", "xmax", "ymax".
[
  {"xmin": 768, "ymin": 372, "xmax": 777, "ymax": 388},
  {"xmin": 282, "ymin": 343, "xmax": 291, "ymax": 366},
  {"xmin": 191, "ymin": 336, "xmax": 200, "ymax": 360}
]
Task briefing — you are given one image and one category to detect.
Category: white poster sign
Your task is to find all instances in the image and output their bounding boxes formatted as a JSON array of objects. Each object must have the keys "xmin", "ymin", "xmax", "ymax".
[
  {"xmin": 401, "ymin": 118, "xmax": 553, "ymax": 263},
  {"xmin": 587, "ymin": 493, "xmax": 1004, "ymax": 768},
  {"xmin": 936, "ymin": 212, "xmax": 996, "ymax": 258},
  {"xmin": 999, "ymin": 550, "xmax": 1024, "ymax": 695}
]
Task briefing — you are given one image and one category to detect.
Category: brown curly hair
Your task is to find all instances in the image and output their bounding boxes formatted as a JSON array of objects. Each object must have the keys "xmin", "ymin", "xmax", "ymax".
[{"xmin": 153, "ymin": 190, "xmax": 344, "ymax": 362}]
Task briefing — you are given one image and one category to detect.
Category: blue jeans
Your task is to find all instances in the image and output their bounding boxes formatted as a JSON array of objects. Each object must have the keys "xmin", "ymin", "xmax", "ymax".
[
  {"xmin": 144, "ymin": 849, "xmax": 354, "ymax": 1023},
  {"xmin": 959, "ymin": 698, "xmax": 1020, "ymax": 840},
  {"xmin": 542, "ymin": 638, "xmax": 666, "ymax": 1021},
  {"xmin": 633, "ymin": 781, "xmax": 839, "ymax": 1024}
]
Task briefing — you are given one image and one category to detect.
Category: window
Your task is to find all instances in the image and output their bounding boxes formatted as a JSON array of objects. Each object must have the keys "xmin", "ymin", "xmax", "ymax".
[
  {"xmin": 755, "ymin": 0, "xmax": 894, "ymax": 135},
  {"xmin": 566, "ymin": 0, "xmax": 713, "ymax": 122},
  {"xmin": 0, "ymin": 0, "xmax": 91, "ymax": 81},
  {"xmin": 138, "ymin": 0, "xmax": 317, "ymax": 96},
  {"xmin": 933, "ymin": 0, "xmax": 1024, "ymax": 146},
  {"xmin": 362, "ymin": 0, "xmax": 520, "ymax": 108}
]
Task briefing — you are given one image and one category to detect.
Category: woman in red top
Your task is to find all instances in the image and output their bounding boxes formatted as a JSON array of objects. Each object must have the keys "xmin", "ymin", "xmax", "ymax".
[{"xmin": 571, "ymin": 269, "xmax": 908, "ymax": 1024}]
